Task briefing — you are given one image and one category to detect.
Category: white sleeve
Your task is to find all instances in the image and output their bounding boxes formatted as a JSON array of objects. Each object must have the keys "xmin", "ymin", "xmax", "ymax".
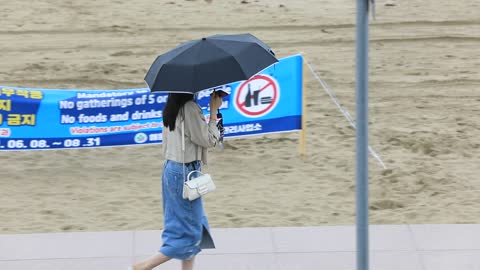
[{"xmin": 184, "ymin": 102, "xmax": 219, "ymax": 148}]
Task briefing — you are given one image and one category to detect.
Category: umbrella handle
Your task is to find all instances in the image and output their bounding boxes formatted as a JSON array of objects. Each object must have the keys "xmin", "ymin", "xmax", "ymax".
[{"xmin": 216, "ymin": 110, "xmax": 225, "ymax": 145}]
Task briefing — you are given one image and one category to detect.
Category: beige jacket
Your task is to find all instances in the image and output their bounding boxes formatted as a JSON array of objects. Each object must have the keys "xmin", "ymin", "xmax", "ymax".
[{"xmin": 163, "ymin": 100, "xmax": 219, "ymax": 165}]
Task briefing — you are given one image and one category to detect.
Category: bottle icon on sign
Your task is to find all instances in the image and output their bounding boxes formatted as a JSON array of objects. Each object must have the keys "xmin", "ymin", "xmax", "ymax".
[{"xmin": 245, "ymin": 84, "xmax": 261, "ymax": 107}]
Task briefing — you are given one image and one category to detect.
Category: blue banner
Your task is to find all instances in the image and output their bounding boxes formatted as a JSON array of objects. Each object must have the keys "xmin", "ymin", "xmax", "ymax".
[{"xmin": 0, "ymin": 55, "xmax": 303, "ymax": 150}]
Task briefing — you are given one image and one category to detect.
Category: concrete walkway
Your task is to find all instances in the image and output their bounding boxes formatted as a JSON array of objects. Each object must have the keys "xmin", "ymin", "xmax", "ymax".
[{"xmin": 1, "ymin": 224, "xmax": 480, "ymax": 270}]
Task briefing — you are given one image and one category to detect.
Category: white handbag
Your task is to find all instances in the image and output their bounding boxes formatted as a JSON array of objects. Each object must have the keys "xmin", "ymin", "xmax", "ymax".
[
  {"xmin": 180, "ymin": 117, "xmax": 216, "ymax": 201},
  {"xmin": 183, "ymin": 170, "xmax": 216, "ymax": 201}
]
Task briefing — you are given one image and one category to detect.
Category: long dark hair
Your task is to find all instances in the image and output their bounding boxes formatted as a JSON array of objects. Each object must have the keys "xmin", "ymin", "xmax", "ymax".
[{"xmin": 163, "ymin": 93, "xmax": 194, "ymax": 131}]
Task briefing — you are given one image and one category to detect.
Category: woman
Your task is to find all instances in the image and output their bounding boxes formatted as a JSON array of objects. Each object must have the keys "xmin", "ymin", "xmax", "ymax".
[{"xmin": 132, "ymin": 92, "xmax": 223, "ymax": 270}]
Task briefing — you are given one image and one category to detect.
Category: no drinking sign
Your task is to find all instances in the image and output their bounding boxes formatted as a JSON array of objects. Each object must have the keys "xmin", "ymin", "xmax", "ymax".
[{"xmin": 233, "ymin": 74, "xmax": 280, "ymax": 118}]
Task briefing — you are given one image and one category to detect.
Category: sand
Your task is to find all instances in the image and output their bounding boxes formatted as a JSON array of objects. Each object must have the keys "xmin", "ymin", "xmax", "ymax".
[{"xmin": 0, "ymin": 0, "xmax": 479, "ymax": 234}]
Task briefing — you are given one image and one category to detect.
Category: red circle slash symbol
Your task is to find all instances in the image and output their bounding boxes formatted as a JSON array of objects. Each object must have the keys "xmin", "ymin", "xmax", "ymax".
[{"xmin": 234, "ymin": 75, "xmax": 279, "ymax": 117}]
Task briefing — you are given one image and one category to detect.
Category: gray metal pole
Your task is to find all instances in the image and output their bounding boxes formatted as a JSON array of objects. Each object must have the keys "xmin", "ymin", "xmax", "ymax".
[{"xmin": 355, "ymin": 0, "xmax": 370, "ymax": 270}]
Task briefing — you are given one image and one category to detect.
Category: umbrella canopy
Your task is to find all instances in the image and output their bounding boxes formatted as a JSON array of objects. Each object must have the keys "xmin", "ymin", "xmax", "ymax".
[{"xmin": 144, "ymin": 33, "xmax": 278, "ymax": 93}]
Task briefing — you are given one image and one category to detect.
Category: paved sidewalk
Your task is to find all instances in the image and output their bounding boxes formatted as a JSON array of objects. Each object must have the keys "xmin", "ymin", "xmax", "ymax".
[{"xmin": 1, "ymin": 224, "xmax": 480, "ymax": 270}]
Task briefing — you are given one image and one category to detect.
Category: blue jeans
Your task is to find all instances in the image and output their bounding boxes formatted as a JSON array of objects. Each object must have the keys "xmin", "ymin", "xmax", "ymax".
[{"xmin": 160, "ymin": 160, "xmax": 214, "ymax": 260}]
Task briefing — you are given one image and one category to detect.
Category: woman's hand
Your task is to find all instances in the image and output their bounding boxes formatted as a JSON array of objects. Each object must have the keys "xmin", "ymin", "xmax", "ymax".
[
  {"xmin": 209, "ymin": 92, "xmax": 223, "ymax": 112},
  {"xmin": 209, "ymin": 92, "xmax": 222, "ymax": 122}
]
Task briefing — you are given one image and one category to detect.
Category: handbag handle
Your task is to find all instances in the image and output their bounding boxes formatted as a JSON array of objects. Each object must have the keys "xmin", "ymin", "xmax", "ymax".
[
  {"xmin": 182, "ymin": 111, "xmax": 201, "ymax": 183},
  {"xmin": 182, "ymin": 109, "xmax": 186, "ymax": 184},
  {"xmin": 186, "ymin": 170, "xmax": 202, "ymax": 182}
]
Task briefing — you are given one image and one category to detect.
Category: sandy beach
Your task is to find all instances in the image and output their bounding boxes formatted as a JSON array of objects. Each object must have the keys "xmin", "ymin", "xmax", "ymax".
[{"xmin": 0, "ymin": 0, "xmax": 479, "ymax": 234}]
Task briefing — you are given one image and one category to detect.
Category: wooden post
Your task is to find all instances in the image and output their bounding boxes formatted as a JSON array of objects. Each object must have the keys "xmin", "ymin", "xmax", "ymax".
[{"xmin": 299, "ymin": 54, "xmax": 307, "ymax": 157}]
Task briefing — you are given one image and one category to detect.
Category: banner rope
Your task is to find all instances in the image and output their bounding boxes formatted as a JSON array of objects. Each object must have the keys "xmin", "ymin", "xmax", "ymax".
[{"xmin": 304, "ymin": 57, "xmax": 387, "ymax": 169}]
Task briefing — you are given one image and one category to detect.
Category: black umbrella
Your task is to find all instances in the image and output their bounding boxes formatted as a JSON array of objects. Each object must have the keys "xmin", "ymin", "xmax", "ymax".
[{"xmin": 144, "ymin": 33, "xmax": 278, "ymax": 93}]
